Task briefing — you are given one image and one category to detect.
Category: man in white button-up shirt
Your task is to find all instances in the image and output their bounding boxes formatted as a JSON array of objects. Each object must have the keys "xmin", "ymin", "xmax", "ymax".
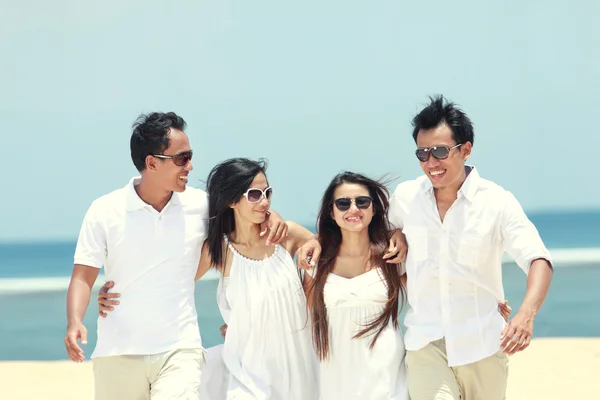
[
  {"xmin": 388, "ymin": 96, "xmax": 553, "ymax": 400},
  {"xmin": 63, "ymin": 112, "xmax": 288, "ymax": 400}
]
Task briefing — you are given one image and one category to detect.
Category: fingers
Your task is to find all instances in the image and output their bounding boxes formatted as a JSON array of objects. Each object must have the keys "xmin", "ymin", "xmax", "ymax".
[
  {"xmin": 309, "ymin": 247, "xmax": 321, "ymax": 268},
  {"xmin": 219, "ymin": 324, "xmax": 228, "ymax": 339},
  {"xmin": 385, "ymin": 248, "xmax": 407, "ymax": 264},
  {"xmin": 99, "ymin": 280, "xmax": 114, "ymax": 293},
  {"xmin": 268, "ymin": 222, "xmax": 286, "ymax": 245},
  {"xmin": 499, "ymin": 325, "xmax": 515, "ymax": 350},
  {"xmin": 64, "ymin": 331, "xmax": 85, "ymax": 362},
  {"xmin": 382, "ymin": 246, "xmax": 397, "ymax": 260}
]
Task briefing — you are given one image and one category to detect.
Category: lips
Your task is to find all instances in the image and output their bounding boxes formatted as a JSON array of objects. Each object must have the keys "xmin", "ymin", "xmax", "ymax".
[
  {"xmin": 345, "ymin": 216, "xmax": 362, "ymax": 223},
  {"xmin": 429, "ymin": 169, "xmax": 446, "ymax": 179}
]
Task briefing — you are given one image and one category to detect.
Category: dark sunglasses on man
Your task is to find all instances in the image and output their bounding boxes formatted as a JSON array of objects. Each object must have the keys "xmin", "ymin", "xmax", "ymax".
[
  {"xmin": 415, "ymin": 144, "xmax": 462, "ymax": 162},
  {"xmin": 153, "ymin": 150, "xmax": 193, "ymax": 167}
]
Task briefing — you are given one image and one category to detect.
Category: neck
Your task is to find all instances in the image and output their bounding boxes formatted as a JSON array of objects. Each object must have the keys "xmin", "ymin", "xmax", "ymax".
[
  {"xmin": 434, "ymin": 167, "xmax": 468, "ymax": 204},
  {"xmin": 135, "ymin": 177, "xmax": 173, "ymax": 212},
  {"xmin": 230, "ymin": 216, "xmax": 262, "ymax": 246},
  {"xmin": 338, "ymin": 228, "xmax": 371, "ymax": 257}
]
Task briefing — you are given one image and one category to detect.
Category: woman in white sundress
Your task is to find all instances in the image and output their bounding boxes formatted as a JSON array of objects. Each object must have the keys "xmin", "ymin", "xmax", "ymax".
[
  {"xmin": 303, "ymin": 172, "xmax": 409, "ymax": 400},
  {"xmin": 195, "ymin": 157, "xmax": 319, "ymax": 400}
]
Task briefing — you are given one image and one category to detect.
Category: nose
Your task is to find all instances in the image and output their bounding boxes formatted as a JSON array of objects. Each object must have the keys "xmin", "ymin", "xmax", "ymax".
[
  {"xmin": 425, "ymin": 155, "xmax": 441, "ymax": 168},
  {"xmin": 259, "ymin": 196, "xmax": 270, "ymax": 207},
  {"xmin": 185, "ymin": 160, "xmax": 193, "ymax": 171},
  {"xmin": 348, "ymin": 201, "xmax": 360, "ymax": 212}
]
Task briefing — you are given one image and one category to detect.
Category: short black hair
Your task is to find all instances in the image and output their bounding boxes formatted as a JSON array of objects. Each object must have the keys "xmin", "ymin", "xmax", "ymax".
[
  {"xmin": 130, "ymin": 112, "xmax": 187, "ymax": 172},
  {"xmin": 411, "ymin": 95, "xmax": 474, "ymax": 146}
]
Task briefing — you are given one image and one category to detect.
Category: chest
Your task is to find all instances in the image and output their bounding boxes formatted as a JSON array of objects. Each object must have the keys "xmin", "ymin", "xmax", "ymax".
[{"xmin": 105, "ymin": 207, "xmax": 206, "ymax": 268}]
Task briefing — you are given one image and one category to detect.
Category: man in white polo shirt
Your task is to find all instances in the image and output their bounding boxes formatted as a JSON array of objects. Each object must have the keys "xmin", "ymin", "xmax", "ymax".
[
  {"xmin": 64, "ymin": 112, "xmax": 287, "ymax": 400},
  {"xmin": 388, "ymin": 95, "xmax": 553, "ymax": 400}
]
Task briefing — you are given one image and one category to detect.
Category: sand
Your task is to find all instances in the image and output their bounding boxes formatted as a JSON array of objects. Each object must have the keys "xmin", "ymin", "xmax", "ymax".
[{"xmin": 1, "ymin": 338, "xmax": 598, "ymax": 399}]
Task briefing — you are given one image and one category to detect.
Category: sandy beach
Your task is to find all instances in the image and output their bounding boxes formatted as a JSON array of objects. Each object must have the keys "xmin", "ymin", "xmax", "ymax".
[{"xmin": 1, "ymin": 338, "xmax": 598, "ymax": 399}]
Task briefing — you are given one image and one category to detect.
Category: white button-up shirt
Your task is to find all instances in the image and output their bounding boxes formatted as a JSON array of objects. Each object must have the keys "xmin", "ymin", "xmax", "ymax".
[
  {"xmin": 74, "ymin": 177, "xmax": 208, "ymax": 358},
  {"xmin": 389, "ymin": 166, "xmax": 551, "ymax": 366}
]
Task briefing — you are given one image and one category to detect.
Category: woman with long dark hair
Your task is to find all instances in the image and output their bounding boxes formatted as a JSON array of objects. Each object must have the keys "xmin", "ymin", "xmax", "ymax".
[
  {"xmin": 304, "ymin": 172, "xmax": 409, "ymax": 400},
  {"xmin": 196, "ymin": 157, "xmax": 319, "ymax": 399}
]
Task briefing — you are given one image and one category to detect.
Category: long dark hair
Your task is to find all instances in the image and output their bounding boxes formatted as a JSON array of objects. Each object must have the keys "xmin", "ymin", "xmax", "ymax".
[
  {"xmin": 205, "ymin": 158, "xmax": 268, "ymax": 268},
  {"xmin": 310, "ymin": 172, "xmax": 405, "ymax": 360}
]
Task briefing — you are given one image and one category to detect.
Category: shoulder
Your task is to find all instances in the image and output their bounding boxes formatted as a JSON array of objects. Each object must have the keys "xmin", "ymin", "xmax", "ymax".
[
  {"xmin": 86, "ymin": 186, "xmax": 128, "ymax": 217},
  {"xmin": 391, "ymin": 176, "xmax": 428, "ymax": 202},
  {"xmin": 178, "ymin": 186, "xmax": 209, "ymax": 214}
]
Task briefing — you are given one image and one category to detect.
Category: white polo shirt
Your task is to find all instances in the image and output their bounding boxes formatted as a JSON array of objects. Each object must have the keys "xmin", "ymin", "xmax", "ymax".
[
  {"xmin": 389, "ymin": 166, "xmax": 551, "ymax": 366},
  {"xmin": 74, "ymin": 177, "xmax": 209, "ymax": 358}
]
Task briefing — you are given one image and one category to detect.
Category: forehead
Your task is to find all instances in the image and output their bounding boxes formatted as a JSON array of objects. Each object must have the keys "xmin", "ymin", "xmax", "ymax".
[
  {"xmin": 249, "ymin": 172, "xmax": 268, "ymax": 188},
  {"xmin": 164, "ymin": 129, "xmax": 191, "ymax": 154},
  {"xmin": 416, "ymin": 123, "xmax": 455, "ymax": 148},
  {"xmin": 334, "ymin": 183, "xmax": 369, "ymax": 198}
]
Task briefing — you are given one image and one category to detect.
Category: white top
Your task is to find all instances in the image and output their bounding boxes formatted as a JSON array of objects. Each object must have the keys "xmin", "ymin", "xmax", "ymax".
[
  {"xmin": 74, "ymin": 177, "xmax": 208, "ymax": 358},
  {"xmin": 388, "ymin": 166, "xmax": 552, "ymax": 366},
  {"xmin": 307, "ymin": 267, "xmax": 408, "ymax": 400},
  {"xmin": 213, "ymin": 241, "xmax": 319, "ymax": 400}
]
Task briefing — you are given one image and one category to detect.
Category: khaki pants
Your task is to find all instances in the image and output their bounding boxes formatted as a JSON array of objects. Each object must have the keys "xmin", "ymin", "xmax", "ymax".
[
  {"xmin": 406, "ymin": 339, "xmax": 508, "ymax": 400},
  {"xmin": 93, "ymin": 348, "xmax": 205, "ymax": 400}
]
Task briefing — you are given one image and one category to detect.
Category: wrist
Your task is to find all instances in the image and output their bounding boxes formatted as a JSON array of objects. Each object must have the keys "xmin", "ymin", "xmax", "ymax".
[{"xmin": 518, "ymin": 303, "xmax": 537, "ymax": 318}]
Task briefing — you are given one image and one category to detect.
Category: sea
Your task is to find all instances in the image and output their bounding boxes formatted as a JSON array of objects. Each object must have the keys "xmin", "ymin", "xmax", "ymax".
[{"xmin": 1, "ymin": 210, "xmax": 599, "ymax": 361}]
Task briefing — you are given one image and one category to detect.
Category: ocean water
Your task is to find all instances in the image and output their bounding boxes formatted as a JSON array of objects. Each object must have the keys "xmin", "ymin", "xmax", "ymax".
[{"xmin": 1, "ymin": 211, "xmax": 599, "ymax": 361}]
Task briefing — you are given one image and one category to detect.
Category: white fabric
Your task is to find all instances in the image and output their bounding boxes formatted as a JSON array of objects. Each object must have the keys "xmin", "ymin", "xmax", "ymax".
[
  {"xmin": 306, "ymin": 267, "xmax": 408, "ymax": 400},
  {"xmin": 201, "ymin": 242, "xmax": 319, "ymax": 399},
  {"xmin": 388, "ymin": 166, "xmax": 552, "ymax": 366},
  {"xmin": 74, "ymin": 177, "xmax": 208, "ymax": 358}
]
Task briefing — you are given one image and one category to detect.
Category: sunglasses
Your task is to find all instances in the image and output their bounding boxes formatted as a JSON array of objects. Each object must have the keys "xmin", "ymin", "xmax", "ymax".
[
  {"xmin": 153, "ymin": 150, "xmax": 193, "ymax": 167},
  {"xmin": 243, "ymin": 186, "xmax": 273, "ymax": 203},
  {"xmin": 415, "ymin": 144, "xmax": 462, "ymax": 162},
  {"xmin": 333, "ymin": 196, "xmax": 373, "ymax": 212}
]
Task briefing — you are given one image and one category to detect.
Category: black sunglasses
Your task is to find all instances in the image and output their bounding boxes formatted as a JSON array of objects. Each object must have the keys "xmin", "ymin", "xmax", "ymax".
[
  {"xmin": 153, "ymin": 150, "xmax": 193, "ymax": 167},
  {"xmin": 333, "ymin": 196, "xmax": 373, "ymax": 212},
  {"xmin": 415, "ymin": 144, "xmax": 462, "ymax": 162}
]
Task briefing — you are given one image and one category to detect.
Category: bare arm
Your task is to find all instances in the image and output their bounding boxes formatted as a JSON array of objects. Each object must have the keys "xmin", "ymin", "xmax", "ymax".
[
  {"xmin": 65, "ymin": 264, "xmax": 100, "ymax": 362},
  {"xmin": 195, "ymin": 240, "xmax": 216, "ymax": 281},
  {"xmin": 67, "ymin": 264, "xmax": 100, "ymax": 324},
  {"xmin": 282, "ymin": 221, "xmax": 316, "ymax": 257},
  {"xmin": 519, "ymin": 258, "xmax": 553, "ymax": 318},
  {"xmin": 303, "ymin": 271, "xmax": 315, "ymax": 309}
]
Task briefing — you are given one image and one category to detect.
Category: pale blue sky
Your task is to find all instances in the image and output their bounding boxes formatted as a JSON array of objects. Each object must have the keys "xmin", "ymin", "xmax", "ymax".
[{"xmin": 2, "ymin": 1, "xmax": 599, "ymax": 241}]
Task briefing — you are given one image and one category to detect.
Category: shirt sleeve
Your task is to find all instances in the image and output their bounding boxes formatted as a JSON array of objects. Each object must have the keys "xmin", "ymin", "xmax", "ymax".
[
  {"xmin": 73, "ymin": 201, "xmax": 107, "ymax": 269},
  {"xmin": 388, "ymin": 184, "xmax": 405, "ymax": 230},
  {"xmin": 500, "ymin": 191, "xmax": 552, "ymax": 274}
]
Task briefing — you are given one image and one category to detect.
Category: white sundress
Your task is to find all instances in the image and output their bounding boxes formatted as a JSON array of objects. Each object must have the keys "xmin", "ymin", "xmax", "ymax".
[
  {"xmin": 307, "ymin": 266, "xmax": 409, "ymax": 400},
  {"xmin": 200, "ymin": 240, "xmax": 319, "ymax": 400}
]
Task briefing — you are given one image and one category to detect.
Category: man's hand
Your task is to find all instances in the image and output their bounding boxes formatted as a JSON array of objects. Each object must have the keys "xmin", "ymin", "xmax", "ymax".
[
  {"xmin": 98, "ymin": 281, "xmax": 120, "ymax": 317},
  {"xmin": 64, "ymin": 321, "xmax": 88, "ymax": 362},
  {"xmin": 500, "ymin": 305, "xmax": 534, "ymax": 355},
  {"xmin": 383, "ymin": 229, "xmax": 407, "ymax": 264},
  {"xmin": 219, "ymin": 323, "xmax": 228, "ymax": 339},
  {"xmin": 260, "ymin": 210, "xmax": 288, "ymax": 245},
  {"xmin": 297, "ymin": 236, "xmax": 321, "ymax": 270}
]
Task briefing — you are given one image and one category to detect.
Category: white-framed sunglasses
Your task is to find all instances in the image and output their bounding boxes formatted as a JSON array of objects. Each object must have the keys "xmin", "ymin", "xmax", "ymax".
[{"xmin": 243, "ymin": 186, "xmax": 273, "ymax": 203}]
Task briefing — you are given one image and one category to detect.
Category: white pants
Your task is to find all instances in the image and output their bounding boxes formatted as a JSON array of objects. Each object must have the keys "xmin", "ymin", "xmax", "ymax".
[{"xmin": 93, "ymin": 348, "xmax": 205, "ymax": 400}]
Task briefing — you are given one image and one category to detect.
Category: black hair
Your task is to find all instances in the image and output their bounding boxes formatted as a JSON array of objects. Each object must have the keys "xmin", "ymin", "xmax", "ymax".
[
  {"xmin": 205, "ymin": 158, "xmax": 268, "ymax": 268},
  {"xmin": 411, "ymin": 95, "xmax": 474, "ymax": 146},
  {"xmin": 130, "ymin": 112, "xmax": 187, "ymax": 172}
]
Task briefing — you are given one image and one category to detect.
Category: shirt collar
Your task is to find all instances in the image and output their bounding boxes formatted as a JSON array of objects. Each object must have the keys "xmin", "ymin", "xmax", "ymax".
[
  {"xmin": 420, "ymin": 165, "xmax": 480, "ymax": 202},
  {"xmin": 459, "ymin": 165, "xmax": 479, "ymax": 202},
  {"xmin": 125, "ymin": 177, "xmax": 182, "ymax": 212}
]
